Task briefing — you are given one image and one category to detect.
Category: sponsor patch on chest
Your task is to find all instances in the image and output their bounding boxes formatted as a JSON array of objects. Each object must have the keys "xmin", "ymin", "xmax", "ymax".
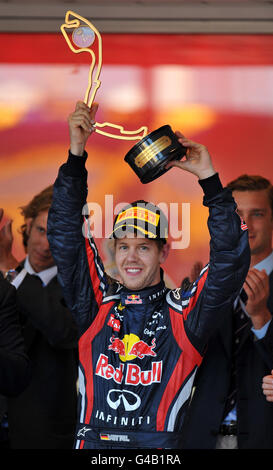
[{"xmin": 125, "ymin": 294, "xmax": 143, "ymax": 304}]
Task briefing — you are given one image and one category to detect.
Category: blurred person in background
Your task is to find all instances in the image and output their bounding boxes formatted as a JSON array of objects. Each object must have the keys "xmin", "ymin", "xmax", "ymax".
[
  {"xmin": 0, "ymin": 272, "xmax": 31, "ymax": 448},
  {"xmin": 181, "ymin": 174, "xmax": 273, "ymax": 449},
  {"xmin": 0, "ymin": 188, "xmax": 79, "ymax": 449}
]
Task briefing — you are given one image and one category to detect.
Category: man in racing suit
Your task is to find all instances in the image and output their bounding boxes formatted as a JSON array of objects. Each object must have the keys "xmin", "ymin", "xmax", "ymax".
[{"xmin": 47, "ymin": 101, "xmax": 250, "ymax": 449}]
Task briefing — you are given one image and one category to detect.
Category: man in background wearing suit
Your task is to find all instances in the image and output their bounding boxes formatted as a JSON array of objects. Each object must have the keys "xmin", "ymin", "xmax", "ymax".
[
  {"xmin": 181, "ymin": 174, "xmax": 273, "ymax": 449},
  {"xmin": 0, "ymin": 273, "xmax": 31, "ymax": 447},
  {"xmin": 0, "ymin": 188, "xmax": 79, "ymax": 449}
]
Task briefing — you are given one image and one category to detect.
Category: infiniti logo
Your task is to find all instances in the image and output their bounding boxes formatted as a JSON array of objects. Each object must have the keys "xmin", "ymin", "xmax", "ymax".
[{"xmin": 107, "ymin": 389, "xmax": 141, "ymax": 411}]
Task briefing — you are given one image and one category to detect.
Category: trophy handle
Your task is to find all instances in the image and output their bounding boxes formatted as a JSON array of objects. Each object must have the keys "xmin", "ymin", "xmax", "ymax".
[{"xmin": 95, "ymin": 123, "xmax": 148, "ymax": 141}]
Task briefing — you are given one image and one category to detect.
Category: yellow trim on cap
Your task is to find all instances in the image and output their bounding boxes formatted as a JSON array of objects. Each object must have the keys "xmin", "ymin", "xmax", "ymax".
[{"xmin": 110, "ymin": 224, "xmax": 157, "ymax": 239}]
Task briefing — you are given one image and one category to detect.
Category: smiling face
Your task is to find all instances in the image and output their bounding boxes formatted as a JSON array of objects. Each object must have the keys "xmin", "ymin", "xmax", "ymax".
[
  {"xmin": 114, "ymin": 233, "xmax": 169, "ymax": 291},
  {"xmin": 26, "ymin": 210, "xmax": 55, "ymax": 273},
  {"xmin": 233, "ymin": 189, "xmax": 273, "ymax": 266}
]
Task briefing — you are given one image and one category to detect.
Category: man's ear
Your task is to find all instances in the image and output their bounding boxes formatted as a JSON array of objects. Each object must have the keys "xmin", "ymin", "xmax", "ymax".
[
  {"xmin": 25, "ymin": 217, "xmax": 34, "ymax": 236},
  {"xmin": 159, "ymin": 242, "xmax": 170, "ymax": 264}
]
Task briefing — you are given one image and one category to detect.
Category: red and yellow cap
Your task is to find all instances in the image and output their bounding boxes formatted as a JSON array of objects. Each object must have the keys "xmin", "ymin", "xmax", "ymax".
[{"xmin": 110, "ymin": 200, "xmax": 168, "ymax": 242}]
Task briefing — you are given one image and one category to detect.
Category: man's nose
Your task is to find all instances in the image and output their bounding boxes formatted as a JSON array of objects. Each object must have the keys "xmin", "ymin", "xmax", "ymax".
[{"xmin": 126, "ymin": 247, "xmax": 139, "ymax": 262}]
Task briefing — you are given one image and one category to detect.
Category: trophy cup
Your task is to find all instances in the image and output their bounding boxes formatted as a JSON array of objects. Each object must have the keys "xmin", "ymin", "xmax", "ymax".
[{"xmin": 61, "ymin": 11, "xmax": 186, "ymax": 183}]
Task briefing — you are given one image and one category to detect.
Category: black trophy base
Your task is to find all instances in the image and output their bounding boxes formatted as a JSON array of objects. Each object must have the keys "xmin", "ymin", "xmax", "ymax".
[{"xmin": 124, "ymin": 125, "xmax": 187, "ymax": 184}]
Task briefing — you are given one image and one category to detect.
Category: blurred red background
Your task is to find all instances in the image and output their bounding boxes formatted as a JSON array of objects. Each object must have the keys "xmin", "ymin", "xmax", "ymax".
[{"xmin": 1, "ymin": 33, "xmax": 272, "ymax": 286}]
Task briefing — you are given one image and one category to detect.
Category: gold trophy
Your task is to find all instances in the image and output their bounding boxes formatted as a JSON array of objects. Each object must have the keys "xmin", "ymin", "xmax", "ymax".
[{"xmin": 61, "ymin": 11, "xmax": 186, "ymax": 182}]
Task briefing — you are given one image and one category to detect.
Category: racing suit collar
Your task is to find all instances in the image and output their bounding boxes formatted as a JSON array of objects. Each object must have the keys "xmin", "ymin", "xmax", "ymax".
[{"xmin": 120, "ymin": 278, "xmax": 166, "ymax": 306}]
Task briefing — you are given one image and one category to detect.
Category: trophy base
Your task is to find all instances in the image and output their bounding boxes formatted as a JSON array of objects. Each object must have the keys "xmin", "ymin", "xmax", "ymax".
[{"xmin": 124, "ymin": 125, "xmax": 187, "ymax": 184}]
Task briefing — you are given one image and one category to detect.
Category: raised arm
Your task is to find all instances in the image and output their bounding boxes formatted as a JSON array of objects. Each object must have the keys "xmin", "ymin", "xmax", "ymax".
[
  {"xmin": 68, "ymin": 100, "xmax": 98, "ymax": 157},
  {"xmin": 47, "ymin": 102, "xmax": 109, "ymax": 335},
  {"xmin": 167, "ymin": 134, "xmax": 250, "ymax": 354}
]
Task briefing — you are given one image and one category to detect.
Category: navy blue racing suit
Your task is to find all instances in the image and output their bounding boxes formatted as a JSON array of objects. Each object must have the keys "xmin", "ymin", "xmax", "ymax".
[{"xmin": 47, "ymin": 151, "xmax": 250, "ymax": 449}]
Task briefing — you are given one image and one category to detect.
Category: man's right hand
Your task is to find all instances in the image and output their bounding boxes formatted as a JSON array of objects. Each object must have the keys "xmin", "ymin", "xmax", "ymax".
[{"xmin": 68, "ymin": 101, "xmax": 98, "ymax": 156}]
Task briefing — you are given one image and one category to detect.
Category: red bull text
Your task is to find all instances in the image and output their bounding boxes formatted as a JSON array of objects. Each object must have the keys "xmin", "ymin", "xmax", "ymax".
[{"xmin": 95, "ymin": 354, "xmax": 162, "ymax": 386}]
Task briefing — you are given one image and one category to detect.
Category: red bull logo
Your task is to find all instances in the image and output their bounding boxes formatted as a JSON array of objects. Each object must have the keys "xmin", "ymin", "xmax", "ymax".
[
  {"xmin": 108, "ymin": 334, "xmax": 157, "ymax": 362},
  {"xmin": 95, "ymin": 353, "xmax": 162, "ymax": 386},
  {"xmin": 125, "ymin": 294, "xmax": 143, "ymax": 305},
  {"xmin": 129, "ymin": 338, "xmax": 156, "ymax": 359},
  {"xmin": 108, "ymin": 336, "xmax": 126, "ymax": 356}
]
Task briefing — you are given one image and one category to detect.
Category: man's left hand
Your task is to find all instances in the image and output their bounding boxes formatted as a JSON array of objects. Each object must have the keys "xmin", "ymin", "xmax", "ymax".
[{"xmin": 165, "ymin": 132, "xmax": 216, "ymax": 180}]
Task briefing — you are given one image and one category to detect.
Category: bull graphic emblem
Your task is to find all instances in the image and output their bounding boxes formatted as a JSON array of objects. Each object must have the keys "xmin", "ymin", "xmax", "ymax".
[{"xmin": 108, "ymin": 334, "xmax": 157, "ymax": 361}]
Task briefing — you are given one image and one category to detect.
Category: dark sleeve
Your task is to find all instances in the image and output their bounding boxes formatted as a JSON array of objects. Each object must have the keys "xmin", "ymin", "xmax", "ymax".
[
  {"xmin": 0, "ymin": 275, "xmax": 31, "ymax": 396},
  {"xmin": 255, "ymin": 279, "xmax": 273, "ymax": 370},
  {"xmin": 47, "ymin": 151, "xmax": 109, "ymax": 336},
  {"xmin": 182, "ymin": 173, "xmax": 250, "ymax": 355},
  {"xmin": 16, "ymin": 274, "xmax": 79, "ymax": 349}
]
